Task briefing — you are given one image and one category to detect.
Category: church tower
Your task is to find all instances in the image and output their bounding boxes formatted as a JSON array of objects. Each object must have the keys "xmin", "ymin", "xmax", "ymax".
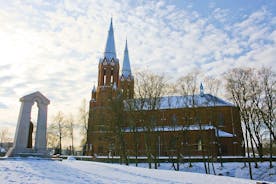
[
  {"xmin": 119, "ymin": 40, "xmax": 134, "ymax": 99},
  {"xmin": 87, "ymin": 19, "xmax": 134, "ymax": 155},
  {"xmin": 87, "ymin": 19, "xmax": 120, "ymax": 155},
  {"xmin": 95, "ymin": 18, "xmax": 120, "ymax": 105},
  {"xmin": 88, "ymin": 18, "xmax": 121, "ymax": 109}
]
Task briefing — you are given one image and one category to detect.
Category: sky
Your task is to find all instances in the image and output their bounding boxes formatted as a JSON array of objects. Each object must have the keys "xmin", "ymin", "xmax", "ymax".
[{"xmin": 0, "ymin": 0, "xmax": 275, "ymax": 143}]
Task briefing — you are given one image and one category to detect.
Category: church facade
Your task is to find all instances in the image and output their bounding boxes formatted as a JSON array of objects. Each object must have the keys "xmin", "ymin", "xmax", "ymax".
[{"xmin": 86, "ymin": 19, "xmax": 244, "ymax": 157}]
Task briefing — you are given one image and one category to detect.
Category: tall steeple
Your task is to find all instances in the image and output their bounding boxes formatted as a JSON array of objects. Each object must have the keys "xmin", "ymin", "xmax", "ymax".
[
  {"xmin": 97, "ymin": 18, "xmax": 119, "ymax": 87},
  {"xmin": 104, "ymin": 18, "xmax": 117, "ymax": 59},
  {"xmin": 122, "ymin": 39, "xmax": 132, "ymax": 78},
  {"xmin": 119, "ymin": 39, "xmax": 134, "ymax": 99}
]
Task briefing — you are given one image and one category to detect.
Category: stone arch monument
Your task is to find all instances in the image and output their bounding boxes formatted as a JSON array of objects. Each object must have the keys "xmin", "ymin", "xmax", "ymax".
[{"xmin": 7, "ymin": 91, "xmax": 50, "ymax": 157}]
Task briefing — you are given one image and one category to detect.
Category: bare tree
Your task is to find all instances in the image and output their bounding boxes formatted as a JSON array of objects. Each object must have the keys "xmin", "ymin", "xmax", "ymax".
[
  {"xmin": 109, "ymin": 90, "xmax": 129, "ymax": 165},
  {"xmin": 124, "ymin": 99, "xmax": 140, "ymax": 166},
  {"xmin": 247, "ymin": 71, "xmax": 264, "ymax": 161},
  {"xmin": 257, "ymin": 67, "xmax": 275, "ymax": 168},
  {"xmin": 65, "ymin": 114, "xmax": 75, "ymax": 155},
  {"xmin": 134, "ymin": 70, "xmax": 167, "ymax": 169},
  {"xmin": 79, "ymin": 99, "xmax": 89, "ymax": 148},
  {"xmin": 48, "ymin": 111, "xmax": 67, "ymax": 154},
  {"xmin": 0, "ymin": 128, "xmax": 11, "ymax": 151},
  {"xmin": 176, "ymin": 71, "xmax": 209, "ymax": 173},
  {"xmin": 225, "ymin": 68, "xmax": 255, "ymax": 179},
  {"xmin": 204, "ymin": 76, "xmax": 221, "ymax": 97},
  {"xmin": 225, "ymin": 67, "xmax": 276, "ymax": 174},
  {"xmin": 204, "ymin": 76, "xmax": 223, "ymax": 170},
  {"xmin": 47, "ymin": 129, "xmax": 59, "ymax": 149}
]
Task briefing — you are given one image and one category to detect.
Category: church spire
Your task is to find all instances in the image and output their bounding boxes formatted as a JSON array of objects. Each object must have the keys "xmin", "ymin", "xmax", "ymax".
[
  {"xmin": 122, "ymin": 39, "xmax": 132, "ymax": 78},
  {"xmin": 104, "ymin": 18, "xmax": 116, "ymax": 59}
]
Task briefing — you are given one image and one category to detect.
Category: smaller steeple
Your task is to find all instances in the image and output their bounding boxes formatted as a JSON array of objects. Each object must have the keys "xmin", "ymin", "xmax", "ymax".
[
  {"xmin": 200, "ymin": 83, "xmax": 204, "ymax": 97},
  {"xmin": 91, "ymin": 84, "xmax": 96, "ymax": 101},
  {"xmin": 122, "ymin": 39, "xmax": 132, "ymax": 78},
  {"xmin": 92, "ymin": 84, "xmax": 96, "ymax": 93},
  {"xmin": 104, "ymin": 18, "xmax": 117, "ymax": 59}
]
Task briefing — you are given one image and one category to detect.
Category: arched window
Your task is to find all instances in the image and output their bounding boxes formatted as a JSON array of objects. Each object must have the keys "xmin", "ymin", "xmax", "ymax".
[
  {"xmin": 150, "ymin": 115, "xmax": 157, "ymax": 127},
  {"xmin": 171, "ymin": 114, "xmax": 177, "ymax": 126},
  {"xmin": 195, "ymin": 116, "xmax": 200, "ymax": 124},
  {"xmin": 218, "ymin": 113, "xmax": 224, "ymax": 127},
  {"xmin": 198, "ymin": 139, "xmax": 202, "ymax": 151},
  {"xmin": 110, "ymin": 68, "xmax": 114, "ymax": 84},
  {"xmin": 103, "ymin": 68, "xmax": 107, "ymax": 85}
]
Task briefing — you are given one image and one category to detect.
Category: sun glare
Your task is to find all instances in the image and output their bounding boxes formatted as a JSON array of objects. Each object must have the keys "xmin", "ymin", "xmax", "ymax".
[{"xmin": 0, "ymin": 31, "xmax": 36, "ymax": 66}]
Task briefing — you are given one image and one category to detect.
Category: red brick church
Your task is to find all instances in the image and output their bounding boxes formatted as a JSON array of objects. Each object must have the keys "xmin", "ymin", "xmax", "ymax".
[{"xmin": 86, "ymin": 19, "xmax": 244, "ymax": 157}]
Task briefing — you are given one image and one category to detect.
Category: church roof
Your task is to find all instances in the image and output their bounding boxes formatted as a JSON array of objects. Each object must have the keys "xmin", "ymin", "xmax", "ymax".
[
  {"xmin": 104, "ymin": 18, "xmax": 117, "ymax": 59},
  {"xmin": 125, "ymin": 94, "xmax": 233, "ymax": 110},
  {"xmin": 121, "ymin": 39, "xmax": 132, "ymax": 78},
  {"xmin": 158, "ymin": 94, "xmax": 233, "ymax": 108}
]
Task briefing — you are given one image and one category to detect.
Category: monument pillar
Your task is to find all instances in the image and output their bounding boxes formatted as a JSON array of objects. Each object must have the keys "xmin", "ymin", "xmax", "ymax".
[
  {"xmin": 35, "ymin": 103, "xmax": 48, "ymax": 151},
  {"xmin": 6, "ymin": 91, "xmax": 50, "ymax": 157},
  {"xmin": 13, "ymin": 101, "xmax": 34, "ymax": 149}
]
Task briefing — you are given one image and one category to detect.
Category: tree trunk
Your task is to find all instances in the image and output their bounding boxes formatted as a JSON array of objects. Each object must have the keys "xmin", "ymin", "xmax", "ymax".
[
  {"xmin": 245, "ymin": 129, "xmax": 253, "ymax": 180},
  {"xmin": 59, "ymin": 135, "xmax": 62, "ymax": 154},
  {"xmin": 71, "ymin": 134, "xmax": 74, "ymax": 155},
  {"xmin": 269, "ymin": 132, "xmax": 273, "ymax": 168}
]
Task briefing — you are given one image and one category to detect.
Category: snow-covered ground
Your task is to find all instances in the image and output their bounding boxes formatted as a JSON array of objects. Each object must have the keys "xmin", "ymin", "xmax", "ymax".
[
  {"xmin": 0, "ymin": 158, "xmax": 272, "ymax": 184},
  {"xmin": 129, "ymin": 161, "xmax": 276, "ymax": 183}
]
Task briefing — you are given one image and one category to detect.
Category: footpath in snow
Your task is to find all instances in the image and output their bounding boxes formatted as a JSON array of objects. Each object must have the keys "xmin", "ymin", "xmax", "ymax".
[{"xmin": 0, "ymin": 158, "xmax": 269, "ymax": 184}]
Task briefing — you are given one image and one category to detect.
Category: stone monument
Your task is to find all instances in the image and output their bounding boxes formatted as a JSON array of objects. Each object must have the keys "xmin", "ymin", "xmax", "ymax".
[{"xmin": 6, "ymin": 91, "xmax": 50, "ymax": 157}]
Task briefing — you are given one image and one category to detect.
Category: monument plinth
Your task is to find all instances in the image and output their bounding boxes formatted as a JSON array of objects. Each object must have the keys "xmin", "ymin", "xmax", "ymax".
[{"xmin": 6, "ymin": 91, "xmax": 50, "ymax": 157}]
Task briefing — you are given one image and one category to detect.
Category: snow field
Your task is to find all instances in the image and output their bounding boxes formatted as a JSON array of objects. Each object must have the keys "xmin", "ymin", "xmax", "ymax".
[{"xmin": 0, "ymin": 158, "xmax": 268, "ymax": 184}]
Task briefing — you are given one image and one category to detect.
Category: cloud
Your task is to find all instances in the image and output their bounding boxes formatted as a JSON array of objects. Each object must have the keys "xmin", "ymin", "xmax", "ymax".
[
  {"xmin": 212, "ymin": 8, "xmax": 230, "ymax": 23},
  {"xmin": 0, "ymin": 102, "xmax": 8, "ymax": 109}
]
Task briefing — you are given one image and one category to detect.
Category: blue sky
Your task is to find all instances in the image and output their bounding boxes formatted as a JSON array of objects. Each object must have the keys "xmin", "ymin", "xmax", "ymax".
[{"xmin": 0, "ymin": 0, "xmax": 275, "ymax": 143}]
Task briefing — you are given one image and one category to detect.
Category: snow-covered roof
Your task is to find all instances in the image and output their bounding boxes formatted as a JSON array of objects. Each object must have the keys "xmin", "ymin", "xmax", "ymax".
[
  {"xmin": 121, "ymin": 39, "xmax": 132, "ymax": 78},
  {"xmin": 0, "ymin": 147, "xmax": 6, "ymax": 153},
  {"xmin": 122, "ymin": 125, "xmax": 234, "ymax": 137},
  {"xmin": 103, "ymin": 18, "xmax": 117, "ymax": 60},
  {"xmin": 125, "ymin": 94, "xmax": 233, "ymax": 110},
  {"xmin": 217, "ymin": 130, "xmax": 234, "ymax": 137}
]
